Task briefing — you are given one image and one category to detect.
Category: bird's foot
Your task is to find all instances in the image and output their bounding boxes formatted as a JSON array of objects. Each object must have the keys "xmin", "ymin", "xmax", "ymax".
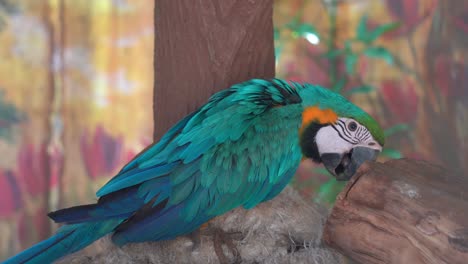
[
  {"xmin": 188, "ymin": 223, "xmax": 242, "ymax": 263},
  {"xmin": 211, "ymin": 227, "xmax": 242, "ymax": 264},
  {"xmin": 188, "ymin": 228, "xmax": 203, "ymax": 252}
]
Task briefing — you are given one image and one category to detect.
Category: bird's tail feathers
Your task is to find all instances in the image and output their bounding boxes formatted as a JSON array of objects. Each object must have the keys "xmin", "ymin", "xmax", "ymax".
[{"xmin": 3, "ymin": 219, "xmax": 121, "ymax": 264}]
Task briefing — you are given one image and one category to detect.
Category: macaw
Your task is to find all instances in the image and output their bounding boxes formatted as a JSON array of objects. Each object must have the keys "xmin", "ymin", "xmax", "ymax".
[{"xmin": 5, "ymin": 78, "xmax": 384, "ymax": 264}]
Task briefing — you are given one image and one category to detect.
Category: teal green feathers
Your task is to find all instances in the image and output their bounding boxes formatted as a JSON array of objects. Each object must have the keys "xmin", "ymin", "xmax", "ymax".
[
  {"xmin": 4, "ymin": 78, "xmax": 384, "ymax": 264},
  {"xmin": 298, "ymin": 83, "xmax": 385, "ymax": 145}
]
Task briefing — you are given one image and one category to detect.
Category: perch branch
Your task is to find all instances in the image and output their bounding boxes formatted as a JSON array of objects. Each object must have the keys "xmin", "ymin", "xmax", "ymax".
[{"xmin": 323, "ymin": 159, "xmax": 468, "ymax": 264}]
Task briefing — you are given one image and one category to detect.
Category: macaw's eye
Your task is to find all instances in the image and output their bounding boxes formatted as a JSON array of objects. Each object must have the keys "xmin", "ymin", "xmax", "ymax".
[{"xmin": 348, "ymin": 121, "xmax": 358, "ymax": 131}]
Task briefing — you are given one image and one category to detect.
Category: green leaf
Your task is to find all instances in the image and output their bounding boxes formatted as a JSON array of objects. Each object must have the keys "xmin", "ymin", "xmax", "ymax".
[
  {"xmin": 344, "ymin": 85, "xmax": 374, "ymax": 96},
  {"xmin": 381, "ymin": 148, "xmax": 403, "ymax": 159},
  {"xmin": 322, "ymin": 49, "xmax": 345, "ymax": 59},
  {"xmin": 285, "ymin": 18, "xmax": 320, "ymax": 41},
  {"xmin": 344, "ymin": 40, "xmax": 353, "ymax": 53},
  {"xmin": 315, "ymin": 179, "xmax": 347, "ymax": 206},
  {"xmin": 0, "ymin": 1, "xmax": 18, "ymax": 31},
  {"xmin": 296, "ymin": 23, "xmax": 320, "ymax": 45},
  {"xmin": 367, "ymin": 22, "xmax": 400, "ymax": 42},
  {"xmin": 356, "ymin": 15, "xmax": 369, "ymax": 42},
  {"xmin": 345, "ymin": 53, "xmax": 358, "ymax": 75},
  {"xmin": 384, "ymin": 124, "xmax": 410, "ymax": 137},
  {"xmin": 364, "ymin": 46, "xmax": 394, "ymax": 65},
  {"xmin": 275, "ymin": 46, "xmax": 282, "ymax": 59},
  {"xmin": 297, "ymin": 23, "xmax": 319, "ymax": 37},
  {"xmin": 313, "ymin": 167, "xmax": 331, "ymax": 176},
  {"xmin": 332, "ymin": 77, "xmax": 347, "ymax": 93},
  {"xmin": 0, "ymin": 0, "xmax": 18, "ymax": 14},
  {"xmin": 285, "ymin": 16, "xmax": 300, "ymax": 30},
  {"xmin": 273, "ymin": 28, "xmax": 280, "ymax": 40},
  {"xmin": 317, "ymin": 180, "xmax": 335, "ymax": 198},
  {"xmin": 0, "ymin": 90, "xmax": 24, "ymax": 141}
]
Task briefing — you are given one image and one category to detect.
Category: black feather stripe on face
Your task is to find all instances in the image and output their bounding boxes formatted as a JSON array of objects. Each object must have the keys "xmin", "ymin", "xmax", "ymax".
[{"xmin": 300, "ymin": 122, "xmax": 326, "ymax": 163}]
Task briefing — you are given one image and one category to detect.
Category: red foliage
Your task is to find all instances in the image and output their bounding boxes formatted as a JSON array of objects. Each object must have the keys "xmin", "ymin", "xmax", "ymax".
[
  {"xmin": 80, "ymin": 125, "xmax": 127, "ymax": 179},
  {"xmin": 285, "ymin": 43, "xmax": 331, "ymax": 86},
  {"xmin": 381, "ymin": 80, "xmax": 419, "ymax": 123},
  {"xmin": 434, "ymin": 56, "xmax": 468, "ymax": 99},
  {"xmin": 0, "ymin": 171, "xmax": 21, "ymax": 217},
  {"xmin": 452, "ymin": 4, "xmax": 468, "ymax": 34},
  {"xmin": 16, "ymin": 143, "xmax": 49, "ymax": 196},
  {"xmin": 381, "ymin": 0, "xmax": 437, "ymax": 37},
  {"xmin": 16, "ymin": 206, "xmax": 49, "ymax": 247},
  {"xmin": 48, "ymin": 144, "xmax": 63, "ymax": 189},
  {"xmin": 285, "ymin": 43, "xmax": 369, "ymax": 92},
  {"xmin": 16, "ymin": 211, "xmax": 29, "ymax": 246},
  {"xmin": 32, "ymin": 207, "xmax": 49, "ymax": 240}
]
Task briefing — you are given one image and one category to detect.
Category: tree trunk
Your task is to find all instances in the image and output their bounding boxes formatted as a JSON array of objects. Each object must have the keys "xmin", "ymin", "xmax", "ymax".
[
  {"xmin": 323, "ymin": 159, "xmax": 468, "ymax": 264},
  {"xmin": 153, "ymin": 0, "xmax": 275, "ymax": 140}
]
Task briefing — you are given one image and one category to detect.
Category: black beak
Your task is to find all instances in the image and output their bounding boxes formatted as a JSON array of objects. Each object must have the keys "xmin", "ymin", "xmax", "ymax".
[{"xmin": 321, "ymin": 146, "xmax": 380, "ymax": 181}]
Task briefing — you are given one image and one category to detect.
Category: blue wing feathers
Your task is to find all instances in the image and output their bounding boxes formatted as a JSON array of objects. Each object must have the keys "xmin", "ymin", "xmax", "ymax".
[
  {"xmin": 262, "ymin": 167, "xmax": 297, "ymax": 202},
  {"xmin": 111, "ymin": 204, "xmax": 187, "ymax": 245},
  {"xmin": 97, "ymin": 78, "xmax": 304, "ymax": 242},
  {"xmin": 170, "ymin": 158, "xmax": 202, "ymax": 185},
  {"xmin": 4, "ymin": 228, "xmax": 76, "ymax": 264},
  {"xmin": 97, "ymin": 162, "xmax": 180, "ymax": 197},
  {"xmin": 138, "ymin": 177, "xmax": 171, "ymax": 205},
  {"xmin": 243, "ymin": 180, "xmax": 273, "ymax": 209},
  {"xmin": 169, "ymin": 174, "xmax": 196, "ymax": 205},
  {"xmin": 6, "ymin": 79, "xmax": 307, "ymax": 263},
  {"xmin": 49, "ymin": 187, "xmax": 141, "ymax": 224},
  {"xmin": 119, "ymin": 111, "xmax": 198, "ymax": 174},
  {"xmin": 4, "ymin": 220, "xmax": 121, "ymax": 264}
]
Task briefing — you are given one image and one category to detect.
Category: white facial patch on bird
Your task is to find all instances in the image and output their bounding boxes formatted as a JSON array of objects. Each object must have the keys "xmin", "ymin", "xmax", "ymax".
[{"xmin": 315, "ymin": 117, "xmax": 381, "ymax": 155}]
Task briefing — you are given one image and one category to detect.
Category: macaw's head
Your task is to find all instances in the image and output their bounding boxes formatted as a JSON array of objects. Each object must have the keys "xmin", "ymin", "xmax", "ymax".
[{"xmin": 298, "ymin": 84, "xmax": 385, "ymax": 180}]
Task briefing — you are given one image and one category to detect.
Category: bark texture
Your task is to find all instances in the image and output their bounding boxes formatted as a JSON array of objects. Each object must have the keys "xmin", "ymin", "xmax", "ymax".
[
  {"xmin": 153, "ymin": 0, "xmax": 275, "ymax": 140},
  {"xmin": 323, "ymin": 159, "xmax": 468, "ymax": 264}
]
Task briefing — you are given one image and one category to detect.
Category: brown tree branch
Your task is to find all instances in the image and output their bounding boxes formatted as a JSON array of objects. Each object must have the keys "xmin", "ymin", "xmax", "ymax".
[{"xmin": 323, "ymin": 159, "xmax": 468, "ymax": 264}]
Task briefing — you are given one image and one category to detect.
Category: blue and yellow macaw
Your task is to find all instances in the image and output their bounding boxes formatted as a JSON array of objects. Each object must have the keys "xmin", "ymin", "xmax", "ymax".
[{"xmin": 5, "ymin": 79, "xmax": 384, "ymax": 264}]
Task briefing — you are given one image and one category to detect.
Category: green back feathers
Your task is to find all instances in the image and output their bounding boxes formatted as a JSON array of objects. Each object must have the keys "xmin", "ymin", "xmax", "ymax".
[
  {"xmin": 98, "ymin": 78, "xmax": 305, "ymax": 222},
  {"xmin": 98, "ymin": 78, "xmax": 383, "ymax": 223}
]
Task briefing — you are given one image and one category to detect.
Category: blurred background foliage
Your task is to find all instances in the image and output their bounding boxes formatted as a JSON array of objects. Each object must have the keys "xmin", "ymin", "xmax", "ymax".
[
  {"xmin": 0, "ymin": 0, "xmax": 466, "ymax": 259},
  {"xmin": 275, "ymin": 0, "xmax": 467, "ymax": 205}
]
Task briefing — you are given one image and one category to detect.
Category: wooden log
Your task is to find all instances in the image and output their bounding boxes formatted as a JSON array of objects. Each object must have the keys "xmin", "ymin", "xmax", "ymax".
[
  {"xmin": 153, "ymin": 0, "xmax": 275, "ymax": 140},
  {"xmin": 323, "ymin": 159, "xmax": 468, "ymax": 264}
]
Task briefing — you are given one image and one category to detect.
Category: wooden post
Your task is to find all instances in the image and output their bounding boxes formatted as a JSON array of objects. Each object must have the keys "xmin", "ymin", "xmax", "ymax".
[
  {"xmin": 323, "ymin": 159, "xmax": 468, "ymax": 264},
  {"xmin": 153, "ymin": 0, "xmax": 275, "ymax": 140}
]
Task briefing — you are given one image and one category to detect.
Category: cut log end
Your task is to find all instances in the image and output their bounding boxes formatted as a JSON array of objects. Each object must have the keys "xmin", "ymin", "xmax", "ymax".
[{"xmin": 323, "ymin": 158, "xmax": 468, "ymax": 264}]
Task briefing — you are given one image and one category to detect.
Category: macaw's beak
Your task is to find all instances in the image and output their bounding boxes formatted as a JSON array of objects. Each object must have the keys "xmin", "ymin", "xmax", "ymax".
[{"xmin": 321, "ymin": 146, "xmax": 380, "ymax": 181}]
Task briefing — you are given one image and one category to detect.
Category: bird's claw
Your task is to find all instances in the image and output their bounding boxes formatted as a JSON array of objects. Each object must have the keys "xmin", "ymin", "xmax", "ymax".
[{"xmin": 211, "ymin": 227, "xmax": 241, "ymax": 264}]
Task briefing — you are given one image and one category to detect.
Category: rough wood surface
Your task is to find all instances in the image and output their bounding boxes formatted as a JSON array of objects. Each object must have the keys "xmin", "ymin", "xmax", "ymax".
[
  {"xmin": 323, "ymin": 159, "xmax": 468, "ymax": 264},
  {"xmin": 153, "ymin": 0, "xmax": 275, "ymax": 140}
]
